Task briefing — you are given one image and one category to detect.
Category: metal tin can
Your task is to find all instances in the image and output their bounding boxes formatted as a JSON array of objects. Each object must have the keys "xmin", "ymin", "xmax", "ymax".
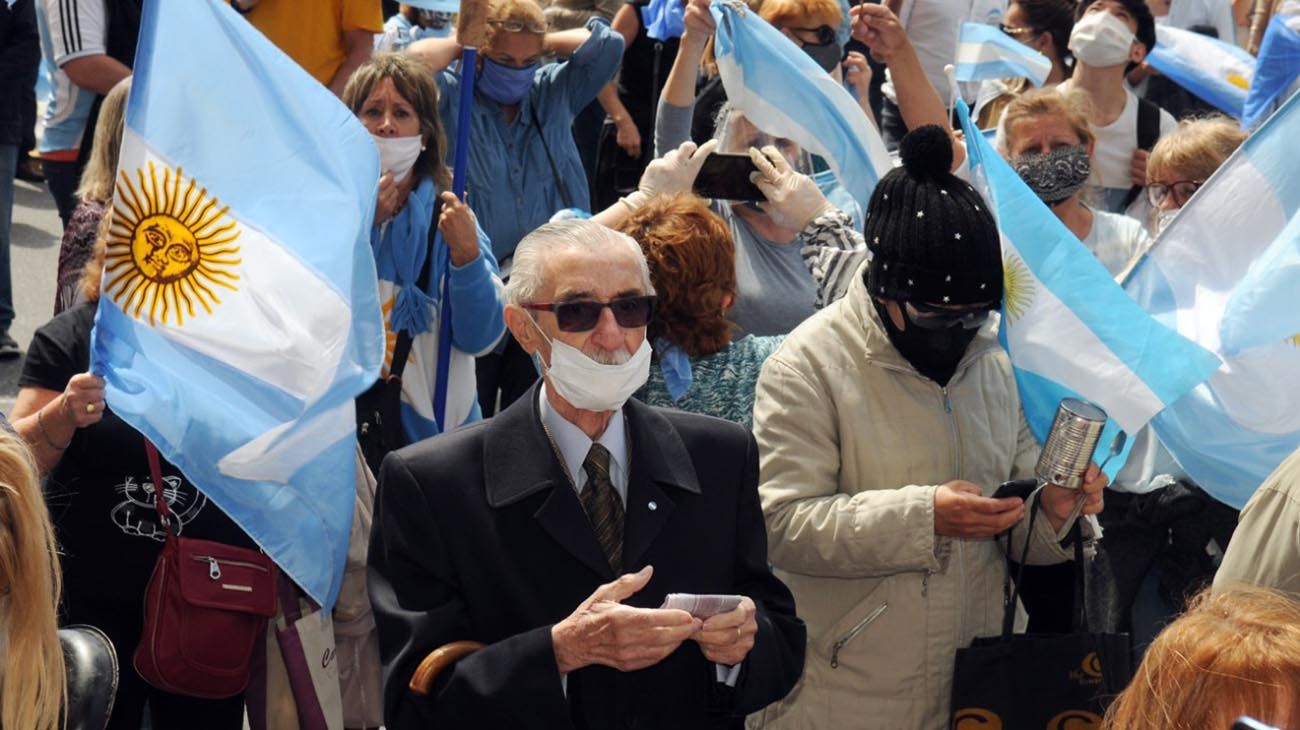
[{"xmin": 1034, "ymin": 398, "xmax": 1107, "ymax": 489}]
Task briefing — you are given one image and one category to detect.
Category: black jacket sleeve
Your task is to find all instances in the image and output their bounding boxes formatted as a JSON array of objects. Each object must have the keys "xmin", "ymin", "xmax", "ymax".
[
  {"xmin": 366, "ymin": 453, "xmax": 575, "ymax": 730},
  {"xmin": 0, "ymin": 0, "xmax": 40, "ymax": 146},
  {"xmin": 726, "ymin": 432, "xmax": 807, "ymax": 715}
]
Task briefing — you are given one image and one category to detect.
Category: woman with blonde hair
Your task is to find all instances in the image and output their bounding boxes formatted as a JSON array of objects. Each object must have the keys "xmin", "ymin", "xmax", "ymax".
[
  {"xmin": 1000, "ymin": 87, "xmax": 1150, "ymax": 277},
  {"xmin": 54, "ymin": 76, "xmax": 130, "ymax": 315},
  {"xmin": 0, "ymin": 430, "xmax": 66, "ymax": 730},
  {"xmin": 1145, "ymin": 114, "xmax": 1247, "ymax": 232},
  {"xmin": 1102, "ymin": 586, "xmax": 1300, "ymax": 729}
]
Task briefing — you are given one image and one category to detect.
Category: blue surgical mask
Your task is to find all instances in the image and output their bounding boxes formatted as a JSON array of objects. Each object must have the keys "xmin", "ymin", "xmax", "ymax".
[{"xmin": 477, "ymin": 57, "xmax": 538, "ymax": 105}]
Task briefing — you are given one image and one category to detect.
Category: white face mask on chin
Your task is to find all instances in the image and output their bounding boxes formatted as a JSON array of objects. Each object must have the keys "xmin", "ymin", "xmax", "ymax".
[
  {"xmin": 1069, "ymin": 11, "xmax": 1138, "ymax": 68},
  {"xmin": 374, "ymin": 134, "xmax": 423, "ymax": 183},
  {"xmin": 532, "ymin": 321, "xmax": 653, "ymax": 412}
]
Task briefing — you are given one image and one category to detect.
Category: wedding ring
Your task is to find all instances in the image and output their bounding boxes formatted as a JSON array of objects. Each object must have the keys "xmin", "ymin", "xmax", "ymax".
[{"xmin": 86, "ymin": 403, "xmax": 96, "ymax": 414}]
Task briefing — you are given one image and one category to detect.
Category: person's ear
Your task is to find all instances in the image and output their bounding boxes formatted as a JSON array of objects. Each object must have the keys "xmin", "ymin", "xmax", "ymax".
[
  {"xmin": 720, "ymin": 292, "xmax": 735, "ymax": 313},
  {"xmin": 1129, "ymin": 40, "xmax": 1146, "ymax": 65},
  {"xmin": 505, "ymin": 305, "xmax": 542, "ymax": 355},
  {"xmin": 1035, "ymin": 31, "xmax": 1054, "ymax": 59}
]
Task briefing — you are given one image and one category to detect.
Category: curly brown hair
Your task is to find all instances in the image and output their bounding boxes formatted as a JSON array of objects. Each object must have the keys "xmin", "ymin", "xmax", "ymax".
[{"xmin": 617, "ymin": 194, "xmax": 736, "ymax": 358}]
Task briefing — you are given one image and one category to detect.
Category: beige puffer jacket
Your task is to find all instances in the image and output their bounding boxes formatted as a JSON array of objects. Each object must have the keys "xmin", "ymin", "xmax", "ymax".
[{"xmin": 750, "ymin": 270, "xmax": 1089, "ymax": 730}]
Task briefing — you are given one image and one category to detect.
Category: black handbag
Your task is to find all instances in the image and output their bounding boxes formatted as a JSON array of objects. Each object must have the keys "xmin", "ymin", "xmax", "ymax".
[
  {"xmin": 950, "ymin": 492, "xmax": 1133, "ymax": 729},
  {"xmin": 355, "ymin": 199, "xmax": 440, "ymax": 475}
]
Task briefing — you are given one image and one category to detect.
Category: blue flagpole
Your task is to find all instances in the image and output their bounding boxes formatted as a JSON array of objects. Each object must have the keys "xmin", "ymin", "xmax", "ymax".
[{"xmin": 432, "ymin": 47, "xmax": 476, "ymax": 432}]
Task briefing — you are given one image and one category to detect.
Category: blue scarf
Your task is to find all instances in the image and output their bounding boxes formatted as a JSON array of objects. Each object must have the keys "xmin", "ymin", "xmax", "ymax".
[
  {"xmin": 371, "ymin": 177, "xmax": 438, "ymax": 337},
  {"xmin": 655, "ymin": 337, "xmax": 694, "ymax": 401},
  {"xmin": 641, "ymin": 0, "xmax": 685, "ymax": 41}
]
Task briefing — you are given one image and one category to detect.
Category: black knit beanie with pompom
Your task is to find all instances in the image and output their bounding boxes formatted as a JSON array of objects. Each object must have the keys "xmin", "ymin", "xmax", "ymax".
[{"xmin": 864, "ymin": 125, "xmax": 1003, "ymax": 306}]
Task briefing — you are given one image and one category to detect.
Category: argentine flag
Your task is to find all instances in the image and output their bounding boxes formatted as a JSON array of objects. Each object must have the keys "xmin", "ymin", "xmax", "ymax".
[
  {"xmin": 956, "ymin": 101, "xmax": 1220, "ymax": 470},
  {"xmin": 91, "ymin": 0, "xmax": 384, "ymax": 607},
  {"xmin": 1242, "ymin": 14, "xmax": 1300, "ymax": 130},
  {"xmin": 1146, "ymin": 24, "xmax": 1255, "ymax": 118},
  {"xmin": 1125, "ymin": 91, "xmax": 1300, "ymax": 508},
  {"xmin": 953, "ymin": 22, "xmax": 1052, "ymax": 87},
  {"xmin": 710, "ymin": 0, "xmax": 890, "ymax": 211}
]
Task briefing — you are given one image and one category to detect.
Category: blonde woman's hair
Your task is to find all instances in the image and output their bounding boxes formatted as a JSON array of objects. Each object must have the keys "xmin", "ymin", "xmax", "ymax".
[
  {"xmin": 1147, "ymin": 115, "xmax": 1247, "ymax": 184},
  {"xmin": 75, "ymin": 77, "xmax": 132, "ymax": 204},
  {"xmin": 1000, "ymin": 86, "xmax": 1095, "ymax": 153},
  {"xmin": 0, "ymin": 431, "xmax": 66, "ymax": 730}
]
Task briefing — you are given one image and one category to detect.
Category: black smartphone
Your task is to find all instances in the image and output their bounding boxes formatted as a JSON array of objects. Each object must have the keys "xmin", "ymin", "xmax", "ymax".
[
  {"xmin": 692, "ymin": 153, "xmax": 765, "ymax": 201},
  {"xmin": 991, "ymin": 479, "xmax": 1037, "ymax": 501}
]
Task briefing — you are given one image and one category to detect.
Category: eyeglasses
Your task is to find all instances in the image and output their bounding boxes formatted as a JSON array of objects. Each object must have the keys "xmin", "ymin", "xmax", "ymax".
[
  {"xmin": 788, "ymin": 25, "xmax": 837, "ymax": 47},
  {"xmin": 904, "ymin": 301, "xmax": 993, "ymax": 330},
  {"xmin": 487, "ymin": 18, "xmax": 547, "ymax": 34},
  {"xmin": 522, "ymin": 295, "xmax": 657, "ymax": 333},
  {"xmin": 1146, "ymin": 180, "xmax": 1203, "ymax": 208},
  {"xmin": 998, "ymin": 23, "xmax": 1040, "ymax": 39}
]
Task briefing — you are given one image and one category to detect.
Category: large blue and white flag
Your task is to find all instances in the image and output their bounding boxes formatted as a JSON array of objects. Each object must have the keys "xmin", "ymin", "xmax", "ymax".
[
  {"xmin": 1242, "ymin": 13, "xmax": 1300, "ymax": 130},
  {"xmin": 953, "ymin": 22, "xmax": 1052, "ymax": 87},
  {"xmin": 1146, "ymin": 24, "xmax": 1255, "ymax": 117},
  {"xmin": 1125, "ymin": 91, "xmax": 1300, "ymax": 508},
  {"xmin": 91, "ymin": 0, "xmax": 384, "ymax": 607},
  {"xmin": 956, "ymin": 101, "xmax": 1220, "ymax": 471},
  {"xmin": 710, "ymin": 0, "xmax": 891, "ymax": 211}
]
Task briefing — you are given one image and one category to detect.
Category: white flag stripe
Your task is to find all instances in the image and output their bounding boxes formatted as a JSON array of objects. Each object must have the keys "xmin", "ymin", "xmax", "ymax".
[
  {"xmin": 1005, "ymin": 257, "xmax": 1165, "ymax": 433},
  {"xmin": 955, "ymin": 42, "xmax": 1052, "ymax": 77},
  {"xmin": 114, "ymin": 131, "xmax": 350, "ymax": 403},
  {"xmin": 218, "ymin": 399, "xmax": 356, "ymax": 482},
  {"xmin": 1209, "ymin": 344, "xmax": 1300, "ymax": 434}
]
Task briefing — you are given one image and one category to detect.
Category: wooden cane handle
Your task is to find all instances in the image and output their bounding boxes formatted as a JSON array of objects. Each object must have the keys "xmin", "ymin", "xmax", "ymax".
[{"xmin": 408, "ymin": 640, "xmax": 487, "ymax": 696}]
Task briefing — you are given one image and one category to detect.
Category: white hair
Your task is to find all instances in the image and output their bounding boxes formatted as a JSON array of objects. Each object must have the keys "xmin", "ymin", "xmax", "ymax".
[{"xmin": 506, "ymin": 219, "xmax": 654, "ymax": 305}]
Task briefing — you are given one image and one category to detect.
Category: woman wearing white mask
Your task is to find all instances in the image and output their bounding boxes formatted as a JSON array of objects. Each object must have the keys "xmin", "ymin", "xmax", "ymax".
[
  {"xmin": 1057, "ymin": 0, "xmax": 1176, "ymax": 214},
  {"xmin": 1144, "ymin": 115, "xmax": 1246, "ymax": 234},
  {"xmin": 343, "ymin": 53, "xmax": 506, "ymax": 467}
]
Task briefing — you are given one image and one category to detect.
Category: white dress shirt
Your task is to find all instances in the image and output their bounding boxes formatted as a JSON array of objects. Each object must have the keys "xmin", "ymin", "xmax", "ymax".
[{"xmin": 537, "ymin": 385, "xmax": 742, "ymax": 690}]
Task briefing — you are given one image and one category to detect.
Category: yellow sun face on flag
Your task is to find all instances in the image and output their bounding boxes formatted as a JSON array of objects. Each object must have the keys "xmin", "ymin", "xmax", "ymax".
[
  {"xmin": 1226, "ymin": 72, "xmax": 1250, "ymax": 90},
  {"xmin": 381, "ymin": 296, "xmax": 397, "ymax": 373},
  {"xmin": 1003, "ymin": 253, "xmax": 1035, "ymax": 323},
  {"xmin": 105, "ymin": 162, "xmax": 242, "ymax": 326},
  {"xmin": 1288, "ymin": 334, "xmax": 1300, "ymax": 347}
]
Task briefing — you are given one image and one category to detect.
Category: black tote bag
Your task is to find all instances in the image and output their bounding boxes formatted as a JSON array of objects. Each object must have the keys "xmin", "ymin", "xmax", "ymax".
[{"xmin": 950, "ymin": 493, "xmax": 1133, "ymax": 729}]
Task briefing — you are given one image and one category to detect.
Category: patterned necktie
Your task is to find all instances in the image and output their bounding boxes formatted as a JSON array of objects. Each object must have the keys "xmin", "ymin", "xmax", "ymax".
[{"xmin": 581, "ymin": 443, "xmax": 624, "ymax": 573}]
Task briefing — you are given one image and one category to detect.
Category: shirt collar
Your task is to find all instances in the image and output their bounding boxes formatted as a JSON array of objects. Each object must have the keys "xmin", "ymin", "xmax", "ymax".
[{"xmin": 538, "ymin": 384, "xmax": 628, "ymax": 492}]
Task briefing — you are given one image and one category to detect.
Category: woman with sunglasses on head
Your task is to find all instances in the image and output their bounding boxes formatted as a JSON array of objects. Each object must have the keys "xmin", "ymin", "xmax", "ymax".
[
  {"xmin": 407, "ymin": 0, "xmax": 623, "ymax": 415},
  {"xmin": 973, "ymin": 0, "xmax": 1077, "ymax": 129},
  {"xmin": 343, "ymin": 53, "xmax": 505, "ymax": 462}
]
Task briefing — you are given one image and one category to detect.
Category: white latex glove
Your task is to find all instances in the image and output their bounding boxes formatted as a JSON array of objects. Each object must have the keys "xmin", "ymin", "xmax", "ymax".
[
  {"xmin": 748, "ymin": 145, "xmax": 833, "ymax": 231},
  {"xmin": 637, "ymin": 139, "xmax": 720, "ymax": 197}
]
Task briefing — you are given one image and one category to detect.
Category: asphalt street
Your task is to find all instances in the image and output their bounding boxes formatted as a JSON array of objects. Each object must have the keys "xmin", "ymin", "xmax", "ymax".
[{"xmin": 4, "ymin": 176, "xmax": 62, "ymax": 414}]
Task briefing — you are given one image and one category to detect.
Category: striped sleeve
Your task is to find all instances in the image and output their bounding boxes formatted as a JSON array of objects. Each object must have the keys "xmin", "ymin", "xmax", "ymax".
[
  {"xmin": 42, "ymin": 0, "xmax": 106, "ymax": 66},
  {"xmin": 799, "ymin": 207, "xmax": 868, "ymax": 308}
]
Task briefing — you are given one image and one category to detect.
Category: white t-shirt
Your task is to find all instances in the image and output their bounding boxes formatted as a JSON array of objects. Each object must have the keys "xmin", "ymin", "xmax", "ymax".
[
  {"xmin": 1081, "ymin": 207, "xmax": 1150, "ymax": 278},
  {"xmin": 1058, "ymin": 79, "xmax": 1176, "ymax": 204}
]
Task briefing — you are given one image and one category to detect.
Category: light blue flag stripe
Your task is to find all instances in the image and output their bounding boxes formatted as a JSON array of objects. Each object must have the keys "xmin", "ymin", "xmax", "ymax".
[
  {"xmin": 957, "ymin": 100, "xmax": 1220, "ymax": 475},
  {"xmin": 92, "ymin": 0, "xmax": 383, "ymax": 608},
  {"xmin": 1146, "ymin": 24, "xmax": 1255, "ymax": 117},
  {"xmin": 710, "ymin": 0, "xmax": 890, "ymax": 211},
  {"xmin": 1242, "ymin": 15, "xmax": 1300, "ymax": 130},
  {"xmin": 954, "ymin": 22, "xmax": 1052, "ymax": 86}
]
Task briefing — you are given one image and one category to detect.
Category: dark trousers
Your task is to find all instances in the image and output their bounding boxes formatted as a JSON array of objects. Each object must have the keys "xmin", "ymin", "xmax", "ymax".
[
  {"xmin": 43, "ymin": 156, "xmax": 85, "ymax": 227},
  {"xmin": 475, "ymin": 333, "xmax": 538, "ymax": 417}
]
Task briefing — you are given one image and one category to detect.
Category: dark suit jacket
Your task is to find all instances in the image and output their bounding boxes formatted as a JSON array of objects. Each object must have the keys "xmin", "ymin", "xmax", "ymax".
[{"xmin": 367, "ymin": 387, "xmax": 805, "ymax": 729}]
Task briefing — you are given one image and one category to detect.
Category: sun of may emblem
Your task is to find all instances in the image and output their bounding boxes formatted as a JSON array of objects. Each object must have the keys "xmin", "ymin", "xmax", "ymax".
[
  {"xmin": 1002, "ymin": 253, "xmax": 1035, "ymax": 323},
  {"xmin": 105, "ymin": 162, "xmax": 241, "ymax": 326},
  {"xmin": 1288, "ymin": 334, "xmax": 1300, "ymax": 348}
]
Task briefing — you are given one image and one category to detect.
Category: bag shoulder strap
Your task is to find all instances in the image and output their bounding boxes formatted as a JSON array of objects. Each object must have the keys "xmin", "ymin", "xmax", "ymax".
[
  {"xmin": 1121, "ymin": 98, "xmax": 1163, "ymax": 210},
  {"xmin": 529, "ymin": 104, "xmax": 575, "ymax": 210},
  {"xmin": 389, "ymin": 196, "xmax": 445, "ymax": 382},
  {"xmin": 143, "ymin": 439, "xmax": 174, "ymax": 539}
]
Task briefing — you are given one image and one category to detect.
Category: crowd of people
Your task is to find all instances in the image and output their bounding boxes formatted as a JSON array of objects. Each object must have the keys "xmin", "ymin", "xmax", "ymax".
[{"xmin": 2, "ymin": 0, "xmax": 1299, "ymax": 728}]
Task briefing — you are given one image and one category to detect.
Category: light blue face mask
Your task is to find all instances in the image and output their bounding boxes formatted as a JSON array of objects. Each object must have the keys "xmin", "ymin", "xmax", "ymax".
[{"xmin": 477, "ymin": 57, "xmax": 538, "ymax": 105}]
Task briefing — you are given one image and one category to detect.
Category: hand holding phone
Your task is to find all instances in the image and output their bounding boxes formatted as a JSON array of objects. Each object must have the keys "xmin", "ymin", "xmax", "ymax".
[{"xmin": 692, "ymin": 153, "xmax": 765, "ymax": 201}]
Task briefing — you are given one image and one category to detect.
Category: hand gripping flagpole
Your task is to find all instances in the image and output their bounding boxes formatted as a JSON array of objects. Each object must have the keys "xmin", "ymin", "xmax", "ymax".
[{"xmin": 432, "ymin": 46, "xmax": 476, "ymax": 432}]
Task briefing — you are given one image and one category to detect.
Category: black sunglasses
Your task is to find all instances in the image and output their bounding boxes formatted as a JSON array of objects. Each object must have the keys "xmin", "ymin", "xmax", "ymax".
[
  {"xmin": 789, "ymin": 25, "xmax": 837, "ymax": 46},
  {"xmin": 905, "ymin": 301, "xmax": 993, "ymax": 330},
  {"xmin": 522, "ymin": 295, "xmax": 657, "ymax": 333}
]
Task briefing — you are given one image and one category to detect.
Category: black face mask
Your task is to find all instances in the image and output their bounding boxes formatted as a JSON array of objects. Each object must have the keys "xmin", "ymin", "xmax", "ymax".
[
  {"xmin": 804, "ymin": 40, "xmax": 843, "ymax": 73},
  {"xmin": 873, "ymin": 299, "xmax": 981, "ymax": 386}
]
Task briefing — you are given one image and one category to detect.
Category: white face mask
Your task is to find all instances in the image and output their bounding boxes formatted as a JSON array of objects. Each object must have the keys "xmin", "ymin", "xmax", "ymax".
[
  {"xmin": 1153, "ymin": 208, "xmax": 1179, "ymax": 235},
  {"xmin": 1069, "ymin": 11, "xmax": 1138, "ymax": 68},
  {"xmin": 532, "ymin": 321, "xmax": 653, "ymax": 412},
  {"xmin": 373, "ymin": 134, "xmax": 423, "ymax": 183}
]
